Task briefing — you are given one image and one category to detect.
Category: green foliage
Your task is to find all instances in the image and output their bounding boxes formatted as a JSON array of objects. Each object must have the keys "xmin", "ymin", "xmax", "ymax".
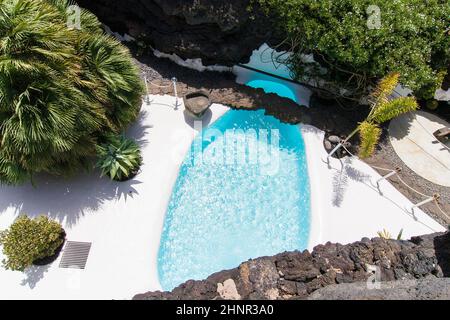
[
  {"xmin": 370, "ymin": 72, "xmax": 400, "ymax": 107},
  {"xmin": 343, "ymin": 73, "xmax": 418, "ymax": 158},
  {"xmin": 416, "ymin": 70, "xmax": 447, "ymax": 100},
  {"xmin": 367, "ymin": 73, "xmax": 419, "ymax": 125},
  {"xmin": 357, "ymin": 121, "xmax": 381, "ymax": 158},
  {"xmin": 371, "ymin": 97, "xmax": 418, "ymax": 124},
  {"xmin": 96, "ymin": 134, "xmax": 142, "ymax": 181},
  {"xmin": 377, "ymin": 229, "xmax": 392, "ymax": 240},
  {"xmin": 357, "ymin": 74, "xmax": 418, "ymax": 158},
  {"xmin": 0, "ymin": 0, "xmax": 143, "ymax": 185},
  {"xmin": 257, "ymin": 0, "xmax": 450, "ymax": 99},
  {"xmin": 377, "ymin": 228, "xmax": 403, "ymax": 240},
  {"xmin": 0, "ymin": 215, "xmax": 64, "ymax": 271}
]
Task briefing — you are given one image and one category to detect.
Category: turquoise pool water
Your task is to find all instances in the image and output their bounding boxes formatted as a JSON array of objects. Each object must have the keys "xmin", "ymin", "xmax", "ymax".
[
  {"xmin": 244, "ymin": 68, "xmax": 299, "ymax": 103},
  {"xmin": 247, "ymin": 78, "xmax": 297, "ymax": 103},
  {"xmin": 158, "ymin": 109, "xmax": 310, "ymax": 290}
]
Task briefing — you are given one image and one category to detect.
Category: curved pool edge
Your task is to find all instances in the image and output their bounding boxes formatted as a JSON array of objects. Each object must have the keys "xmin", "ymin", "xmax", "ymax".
[
  {"xmin": 297, "ymin": 123, "xmax": 447, "ymax": 251},
  {"xmin": 158, "ymin": 110, "xmax": 313, "ymax": 290},
  {"xmin": 147, "ymin": 103, "xmax": 446, "ymax": 294},
  {"xmin": 233, "ymin": 65, "xmax": 313, "ymax": 107},
  {"xmin": 298, "ymin": 124, "xmax": 325, "ymax": 251},
  {"xmin": 148, "ymin": 101, "xmax": 320, "ymax": 292},
  {"xmin": 148, "ymin": 99, "xmax": 231, "ymax": 292}
]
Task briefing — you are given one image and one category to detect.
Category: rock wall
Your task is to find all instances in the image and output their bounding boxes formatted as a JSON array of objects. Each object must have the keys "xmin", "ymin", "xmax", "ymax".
[
  {"xmin": 76, "ymin": 0, "xmax": 280, "ymax": 65},
  {"xmin": 133, "ymin": 231, "xmax": 450, "ymax": 300}
]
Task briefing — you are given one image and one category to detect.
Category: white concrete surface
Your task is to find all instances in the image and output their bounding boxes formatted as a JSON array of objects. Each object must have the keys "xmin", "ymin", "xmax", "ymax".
[
  {"xmin": 302, "ymin": 125, "xmax": 446, "ymax": 248},
  {"xmin": 233, "ymin": 43, "xmax": 313, "ymax": 106},
  {"xmin": 389, "ymin": 111, "xmax": 450, "ymax": 187},
  {"xmin": 241, "ymin": 43, "xmax": 319, "ymax": 81},
  {"xmin": 435, "ymin": 88, "xmax": 450, "ymax": 102},
  {"xmin": 242, "ymin": 43, "xmax": 293, "ymax": 80},
  {"xmin": 0, "ymin": 95, "xmax": 445, "ymax": 300},
  {"xmin": 152, "ymin": 49, "xmax": 231, "ymax": 73},
  {"xmin": 0, "ymin": 95, "xmax": 229, "ymax": 299}
]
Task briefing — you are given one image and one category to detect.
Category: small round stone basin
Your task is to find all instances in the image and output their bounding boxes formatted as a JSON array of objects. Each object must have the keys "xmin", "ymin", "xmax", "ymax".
[{"xmin": 183, "ymin": 91, "xmax": 211, "ymax": 119}]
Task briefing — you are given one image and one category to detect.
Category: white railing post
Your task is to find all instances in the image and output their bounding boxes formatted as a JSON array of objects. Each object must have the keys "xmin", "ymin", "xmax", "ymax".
[
  {"xmin": 411, "ymin": 194, "xmax": 440, "ymax": 212},
  {"xmin": 327, "ymin": 142, "xmax": 343, "ymax": 164},
  {"xmin": 172, "ymin": 77, "xmax": 179, "ymax": 109},
  {"xmin": 143, "ymin": 74, "xmax": 150, "ymax": 105},
  {"xmin": 376, "ymin": 168, "xmax": 401, "ymax": 189}
]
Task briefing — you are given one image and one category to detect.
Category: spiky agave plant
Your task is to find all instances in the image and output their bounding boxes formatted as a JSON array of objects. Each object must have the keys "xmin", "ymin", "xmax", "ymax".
[
  {"xmin": 0, "ymin": 0, "xmax": 143, "ymax": 185},
  {"xmin": 377, "ymin": 228, "xmax": 403, "ymax": 240},
  {"xmin": 340, "ymin": 73, "xmax": 418, "ymax": 158},
  {"xmin": 377, "ymin": 229, "xmax": 392, "ymax": 240},
  {"xmin": 96, "ymin": 134, "xmax": 142, "ymax": 181}
]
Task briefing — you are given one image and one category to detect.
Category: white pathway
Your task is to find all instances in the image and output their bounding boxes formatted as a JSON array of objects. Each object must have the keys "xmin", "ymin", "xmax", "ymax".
[
  {"xmin": 0, "ymin": 95, "xmax": 445, "ymax": 300},
  {"xmin": 389, "ymin": 111, "xmax": 450, "ymax": 187},
  {"xmin": 301, "ymin": 125, "xmax": 445, "ymax": 246}
]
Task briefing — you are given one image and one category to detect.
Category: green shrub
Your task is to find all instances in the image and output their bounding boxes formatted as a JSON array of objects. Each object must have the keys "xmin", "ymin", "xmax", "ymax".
[
  {"xmin": 256, "ymin": 0, "xmax": 450, "ymax": 99},
  {"xmin": 96, "ymin": 134, "xmax": 142, "ymax": 181},
  {"xmin": 0, "ymin": 0, "xmax": 143, "ymax": 185},
  {"xmin": 339, "ymin": 73, "xmax": 418, "ymax": 158},
  {"xmin": 416, "ymin": 70, "xmax": 447, "ymax": 101},
  {"xmin": 0, "ymin": 215, "xmax": 65, "ymax": 271}
]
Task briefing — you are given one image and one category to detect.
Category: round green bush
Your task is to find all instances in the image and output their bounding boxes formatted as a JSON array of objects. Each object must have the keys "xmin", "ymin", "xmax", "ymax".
[
  {"xmin": 0, "ymin": 0, "xmax": 144, "ymax": 185},
  {"xmin": 0, "ymin": 215, "xmax": 65, "ymax": 271}
]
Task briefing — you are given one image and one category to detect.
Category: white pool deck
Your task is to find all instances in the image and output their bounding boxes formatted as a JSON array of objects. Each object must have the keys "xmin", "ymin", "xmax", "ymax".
[
  {"xmin": 0, "ymin": 94, "xmax": 445, "ymax": 300},
  {"xmin": 389, "ymin": 111, "xmax": 450, "ymax": 187}
]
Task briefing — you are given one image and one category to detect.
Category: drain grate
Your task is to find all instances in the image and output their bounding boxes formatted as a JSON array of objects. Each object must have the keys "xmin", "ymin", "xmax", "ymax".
[{"xmin": 59, "ymin": 241, "xmax": 92, "ymax": 269}]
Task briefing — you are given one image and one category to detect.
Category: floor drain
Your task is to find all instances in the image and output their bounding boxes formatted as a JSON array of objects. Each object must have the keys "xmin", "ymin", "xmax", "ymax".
[{"xmin": 59, "ymin": 241, "xmax": 92, "ymax": 269}]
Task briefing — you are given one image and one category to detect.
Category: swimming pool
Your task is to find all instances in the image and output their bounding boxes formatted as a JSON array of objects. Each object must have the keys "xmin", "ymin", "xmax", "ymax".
[
  {"xmin": 233, "ymin": 65, "xmax": 312, "ymax": 105},
  {"xmin": 247, "ymin": 78, "xmax": 297, "ymax": 103},
  {"xmin": 158, "ymin": 109, "xmax": 310, "ymax": 290}
]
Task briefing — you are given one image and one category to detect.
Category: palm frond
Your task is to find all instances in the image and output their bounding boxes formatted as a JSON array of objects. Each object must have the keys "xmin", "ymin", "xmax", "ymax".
[
  {"xmin": 0, "ymin": 0, "xmax": 143, "ymax": 185},
  {"xmin": 370, "ymin": 72, "xmax": 400, "ymax": 107},
  {"xmin": 358, "ymin": 121, "xmax": 381, "ymax": 159},
  {"xmin": 371, "ymin": 96, "xmax": 418, "ymax": 124}
]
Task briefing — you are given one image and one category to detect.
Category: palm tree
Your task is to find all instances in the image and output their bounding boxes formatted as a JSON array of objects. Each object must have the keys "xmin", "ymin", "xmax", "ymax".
[
  {"xmin": 0, "ymin": 0, "xmax": 143, "ymax": 184},
  {"xmin": 329, "ymin": 73, "xmax": 418, "ymax": 159}
]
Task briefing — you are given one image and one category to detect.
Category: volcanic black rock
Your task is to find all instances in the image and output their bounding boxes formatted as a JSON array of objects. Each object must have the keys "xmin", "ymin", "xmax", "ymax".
[
  {"xmin": 133, "ymin": 232, "xmax": 450, "ymax": 300},
  {"xmin": 76, "ymin": 0, "xmax": 281, "ymax": 66}
]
